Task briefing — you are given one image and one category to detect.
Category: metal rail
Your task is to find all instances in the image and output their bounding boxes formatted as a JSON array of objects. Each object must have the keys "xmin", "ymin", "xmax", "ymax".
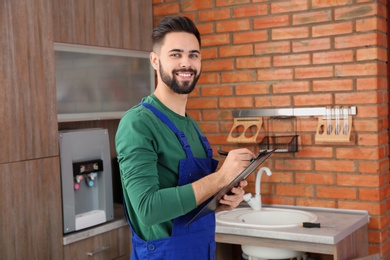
[{"xmin": 232, "ymin": 106, "xmax": 357, "ymax": 118}]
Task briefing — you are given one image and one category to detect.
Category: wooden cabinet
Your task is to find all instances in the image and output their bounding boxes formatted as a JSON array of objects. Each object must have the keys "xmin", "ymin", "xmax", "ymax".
[{"xmin": 64, "ymin": 226, "xmax": 131, "ymax": 260}]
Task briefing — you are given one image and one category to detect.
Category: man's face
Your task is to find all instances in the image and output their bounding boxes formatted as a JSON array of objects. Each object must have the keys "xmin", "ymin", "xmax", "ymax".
[{"xmin": 152, "ymin": 32, "xmax": 201, "ymax": 94}]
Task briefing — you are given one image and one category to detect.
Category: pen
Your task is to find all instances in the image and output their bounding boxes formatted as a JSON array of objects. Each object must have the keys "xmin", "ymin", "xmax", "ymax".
[{"xmin": 218, "ymin": 150, "xmax": 255, "ymax": 162}]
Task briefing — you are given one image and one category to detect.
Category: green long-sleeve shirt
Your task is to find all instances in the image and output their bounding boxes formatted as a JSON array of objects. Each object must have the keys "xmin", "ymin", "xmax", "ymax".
[{"xmin": 115, "ymin": 94, "xmax": 210, "ymax": 241}]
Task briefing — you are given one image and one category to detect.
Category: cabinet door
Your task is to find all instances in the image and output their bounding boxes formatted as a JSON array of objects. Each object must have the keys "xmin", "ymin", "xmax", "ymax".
[
  {"xmin": 0, "ymin": 158, "xmax": 63, "ymax": 260},
  {"xmin": 64, "ymin": 226, "xmax": 131, "ymax": 260}
]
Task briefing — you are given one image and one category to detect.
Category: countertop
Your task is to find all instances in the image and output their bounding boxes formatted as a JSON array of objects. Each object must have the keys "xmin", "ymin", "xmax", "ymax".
[{"xmin": 216, "ymin": 204, "xmax": 369, "ymax": 245}]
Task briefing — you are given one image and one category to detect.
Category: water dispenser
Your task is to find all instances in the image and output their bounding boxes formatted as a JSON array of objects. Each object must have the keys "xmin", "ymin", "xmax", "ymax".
[{"xmin": 59, "ymin": 128, "xmax": 114, "ymax": 234}]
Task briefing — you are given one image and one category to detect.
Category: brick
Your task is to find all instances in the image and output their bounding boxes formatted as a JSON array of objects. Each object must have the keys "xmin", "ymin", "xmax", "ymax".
[
  {"xmin": 264, "ymin": 171, "xmax": 294, "ymax": 183},
  {"xmin": 335, "ymin": 91, "xmax": 381, "ymax": 105},
  {"xmin": 263, "ymin": 197, "xmax": 295, "ymax": 206},
  {"xmin": 272, "ymin": 27, "xmax": 309, "ymax": 40},
  {"xmin": 317, "ymin": 186, "xmax": 357, "ymax": 199},
  {"xmin": 236, "ymin": 83, "xmax": 269, "ymax": 95},
  {"xmin": 219, "ymin": 97, "xmax": 253, "ymax": 108},
  {"xmin": 216, "ymin": 19, "xmax": 251, "ymax": 33},
  {"xmin": 358, "ymin": 161, "xmax": 389, "ymax": 174},
  {"xmin": 293, "ymin": 10, "xmax": 331, "ymax": 25},
  {"xmin": 202, "ymin": 59, "xmax": 234, "ymax": 72},
  {"xmin": 274, "ymin": 53, "xmax": 310, "ymax": 67},
  {"xmin": 315, "ymin": 160, "xmax": 355, "ymax": 172},
  {"xmin": 236, "ymin": 56, "xmax": 271, "ymax": 69},
  {"xmin": 198, "ymin": 9, "xmax": 231, "ymax": 22},
  {"xmin": 359, "ymin": 187, "xmax": 387, "ymax": 201},
  {"xmin": 313, "ymin": 50, "xmax": 354, "ymax": 64},
  {"xmin": 233, "ymin": 4, "xmax": 268, "ymax": 17},
  {"xmin": 255, "ymin": 41, "xmax": 291, "ymax": 55},
  {"xmin": 296, "ymin": 198, "xmax": 337, "ymax": 208},
  {"xmin": 293, "ymin": 93, "xmax": 332, "ymax": 106},
  {"xmin": 197, "ymin": 122, "xmax": 220, "ymax": 133},
  {"xmin": 253, "ymin": 15, "xmax": 290, "ymax": 29},
  {"xmin": 296, "ymin": 172, "xmax": 335, "ymax": 185},
  {"xmin": 353, "ymin": 119, "xmax": 382, "ymax": 132},
  {"xmin": 201, "ymin": 85, "xmax": 233, "ymax": 96},
  {"xmin": 276, "ymin": 184, "xmax": 314, "ymax": 197},
  {"xmin": 357, "ymin": 133, "xmax": 388, "ymax": 146},
  {"xmin": 219, "ymin": 44, "xmax": 253, "ymax": 57},
  {"xmin": 313, "ymin": 21, "xmax": 353, "ymax": 37},
  {"xmin": 353, "ymin": 104, "xmax": 382, "ymax": 118},
  {"xmin": 313, "ymin": 79, "xmax": 353, "ymax": 92},
  {"xmin": 293, "ymin": 38, "xmax": 331, "ymax": 53},
  {"xmin": 356, "ymin": 77, "xmax": 388, "ymax": 90},
  {"xmin": 335, "ymin": 3, "xmax": 378, "ymax": 20},
  {"xmin": 202, "ymin": 110, "xmax": 232, "ymax": 121},
  {"xmin": 152, "ymin": 3, "xmax": 179, "ymax": 16},
  {"xmin": 337, "ymin": 173, "xmax": 383, "ymax": 188},
  {"xmin": 197, "ymin": 72, "xmax": 219, "ymax": 85},
  {"xmin": 257, "ymin": 68, "xmax": 293, "ymax": 81},
  {"xmin": 356, "ymin": 17, "xmax": 387, "ymax": 32},
  {"xmin": 221, "ymin": 70, "xmax": 256, "ymax": 83},
  {"xmin": 233, "ymin": 30, "xmax": 268, "ymax": 44},
  {"xmin": 207, "ymin": 134, "xmax": 233, "ymax": 145},
  {"xmin": 201, "ymin": 47, "xmax": 218, "ymax": 59},
  {"xmin": 335, "ymin": 33, "xmax": 381, "ymax": 49},
  {"xmin": 272, "ymin": 81, "xmax": 310, "ymax": 94},
  {"xmin": 254, "ymin": 95, "xmax": 292, "ymax": 107},
  {"xmin": 271, "ymin": 0, "xmax": 308, "ymax": 14},
  {"xmin": 216, "ymin": 0, "xmax": 251, "ymax": 7},
  {"xmin": 312, "ymin": 0, "xmax": 350, "ymax": 8},
  {"xmin": 295, "ymin": 146, "xmax": 334, "ymax": 158},
  {"xmin": 295, "ymin": 66, "xmax": 333, "ymax": 79},
  {"xmin": 180, "ymin": 0, "xmax": 213, "ymax": 11},
  {"xmin": 336, "ymin": 147, "xmax": 381, "ymax": 160},
  {"xmin": 335, "ymin": 63, "xmax": 383, "ymax": 77},
  {"xmin": 357, "ymin": 47, "xmax": 387, "ymax": 62},
  {"xmin": 275, "ymin": 159, "xmax": 312, "ymax": 171},
  {"xmin": 201, "ymin": 34, "xmax": 230, "ymax": 47},
  {"xmin": 197, "ymin": 23, "xmax": 215, "ymax": 35},
  {"xmin": 187, "ymin": 98, "xmax": 218, "ymax": 109}
]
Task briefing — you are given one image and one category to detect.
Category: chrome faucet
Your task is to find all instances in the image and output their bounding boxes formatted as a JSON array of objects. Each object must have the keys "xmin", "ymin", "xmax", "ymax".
[{"xmin": 243, "ymin": 167, "xmax": 272, "ymax": 210}]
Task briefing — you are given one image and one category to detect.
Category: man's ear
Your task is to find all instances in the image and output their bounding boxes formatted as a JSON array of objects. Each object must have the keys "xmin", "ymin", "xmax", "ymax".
[{"xmin": 150, "ymin": 52, "xmax": 159, "ymax": 70}]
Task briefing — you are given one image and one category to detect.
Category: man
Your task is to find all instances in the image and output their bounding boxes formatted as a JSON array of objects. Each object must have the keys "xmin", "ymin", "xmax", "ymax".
[{"xmin": 115, "ymin": 15, "xmax": 255, "ymax": 259}]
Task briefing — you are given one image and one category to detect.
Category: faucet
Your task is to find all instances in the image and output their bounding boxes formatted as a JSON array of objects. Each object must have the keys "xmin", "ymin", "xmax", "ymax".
[{"xmin": 243, "ymin": 167, "xmax": 272, "ymax": 210}]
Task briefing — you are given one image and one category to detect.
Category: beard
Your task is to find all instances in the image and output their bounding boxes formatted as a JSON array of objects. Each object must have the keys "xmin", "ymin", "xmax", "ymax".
[{"xmin": 159, "ymin": 61, "xmax": 200, "ymax": 94}]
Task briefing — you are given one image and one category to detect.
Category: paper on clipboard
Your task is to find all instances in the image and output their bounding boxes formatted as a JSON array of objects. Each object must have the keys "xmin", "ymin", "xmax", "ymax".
[{"xmin": 185, "ymin": 149, "xmax": 275, "ymax": 226}]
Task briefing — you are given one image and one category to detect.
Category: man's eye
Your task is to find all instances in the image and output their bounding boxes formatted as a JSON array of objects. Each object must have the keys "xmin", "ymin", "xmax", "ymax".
[
  {"xmin": 190, "ymin": 54, "xmax": 199, "ymax": 59},
  {"xmin": 171, "ymin": 53, "xmax": 181, "ymax": 58}
]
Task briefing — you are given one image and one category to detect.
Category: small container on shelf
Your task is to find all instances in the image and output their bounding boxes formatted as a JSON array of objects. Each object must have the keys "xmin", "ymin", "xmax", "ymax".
[
  {"xmin": 259, "ymin": 135, "xmax": 298, "ymax": 153},
  {"xmin": 259, "ymin": 116, "xmax": 298, "ymax": 153}
]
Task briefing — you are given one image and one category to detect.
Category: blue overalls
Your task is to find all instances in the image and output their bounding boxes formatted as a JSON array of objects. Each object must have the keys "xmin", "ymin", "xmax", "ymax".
[{"xmin": 125, "ymin": 102, "xmax": 219, "ymax": 260}]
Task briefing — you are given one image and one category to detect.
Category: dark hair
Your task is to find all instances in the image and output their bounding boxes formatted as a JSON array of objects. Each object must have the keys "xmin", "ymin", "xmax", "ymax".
[{"xmin": 151, "ymin": 16, "xmax": 201, "ymax": 52}]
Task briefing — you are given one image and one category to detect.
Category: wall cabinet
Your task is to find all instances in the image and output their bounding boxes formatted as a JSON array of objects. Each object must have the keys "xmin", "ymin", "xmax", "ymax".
[{"xmin": 64, "ymin": 225, "xmax": 131, "ymax": 260}]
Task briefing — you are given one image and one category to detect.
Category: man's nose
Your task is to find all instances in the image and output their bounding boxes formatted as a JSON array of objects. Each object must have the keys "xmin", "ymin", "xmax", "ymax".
[{"xmin": 179, "ymin": 56, "xmax": 192, "ymax": 68}]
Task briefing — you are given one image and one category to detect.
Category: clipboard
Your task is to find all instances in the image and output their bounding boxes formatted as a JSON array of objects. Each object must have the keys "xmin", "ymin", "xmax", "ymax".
[{"xmin": 185, "ymin": 149, "xmax": 275, "ymax": 226}]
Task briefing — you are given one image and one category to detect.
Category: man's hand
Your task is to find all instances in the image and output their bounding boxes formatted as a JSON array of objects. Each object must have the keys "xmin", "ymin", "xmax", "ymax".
[{"xmin": 216, "ymin": 180, "xmax": 248, "ymax": 212}]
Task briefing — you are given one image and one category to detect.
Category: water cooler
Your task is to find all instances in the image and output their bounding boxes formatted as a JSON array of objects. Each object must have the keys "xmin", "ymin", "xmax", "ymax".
[{"xmin": 59, "ymin": 128, "xmax": 114, "ymax": 234}]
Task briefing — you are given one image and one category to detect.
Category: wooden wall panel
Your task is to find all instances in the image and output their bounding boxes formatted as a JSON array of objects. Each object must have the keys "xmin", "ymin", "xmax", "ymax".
[
  {"xmin": 0, "ymin": 0, "xmax": 58, "ymax": 163},
  {"xmin": 52, "ymin": 0, "xmax": 153, "ymax": 50},
  {"xmin": 0, "ymin": 158, "xmax": 63, "ymax": 259}
]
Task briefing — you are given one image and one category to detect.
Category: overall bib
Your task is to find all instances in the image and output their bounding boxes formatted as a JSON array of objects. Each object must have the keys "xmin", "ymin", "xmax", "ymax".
[{"xmin": 125, "ymin": 102, "xmax": 219, "ymax": 260}]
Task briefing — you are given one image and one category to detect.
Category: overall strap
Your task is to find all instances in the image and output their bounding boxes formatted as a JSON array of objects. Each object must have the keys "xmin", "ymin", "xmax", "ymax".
[{"xmin": 141, "ymin": 102, "xmax": 194, "ymax": 158}]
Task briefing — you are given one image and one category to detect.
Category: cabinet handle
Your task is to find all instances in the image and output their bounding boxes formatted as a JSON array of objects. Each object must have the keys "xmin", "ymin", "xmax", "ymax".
[{"xmin": 86, "ymin": 246, "xmax": 109, "ymax": 256}]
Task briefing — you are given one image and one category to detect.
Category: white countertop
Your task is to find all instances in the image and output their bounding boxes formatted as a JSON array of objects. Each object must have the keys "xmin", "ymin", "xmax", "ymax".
[{"xmin": 216, "ymin": 204, "xmax": 369, "ymax": 245}]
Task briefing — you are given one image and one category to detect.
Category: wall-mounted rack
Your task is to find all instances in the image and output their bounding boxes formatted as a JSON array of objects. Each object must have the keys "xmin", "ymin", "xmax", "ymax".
[{"xmin": 232, "ymin": 106, "xmax": 357, "ymax": 118}]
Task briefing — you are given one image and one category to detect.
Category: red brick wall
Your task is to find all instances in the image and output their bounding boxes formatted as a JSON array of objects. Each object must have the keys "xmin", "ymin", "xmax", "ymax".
[{"xmin": 152, "ymin": 0, "xmax": 388, "ymax": 257}]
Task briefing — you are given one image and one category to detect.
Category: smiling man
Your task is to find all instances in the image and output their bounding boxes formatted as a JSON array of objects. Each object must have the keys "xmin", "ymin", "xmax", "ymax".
[{"xmin": 115, "ymin": 16, "xmax": 255, "ymax": 260}]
